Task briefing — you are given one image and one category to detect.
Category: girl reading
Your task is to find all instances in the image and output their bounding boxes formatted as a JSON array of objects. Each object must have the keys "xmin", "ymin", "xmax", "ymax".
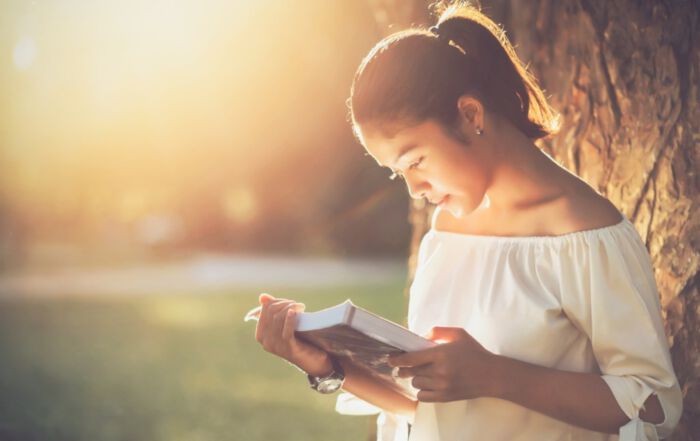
[{"xmin": 253, "ymin": 3, "xmax": 683, "ymax": 440}]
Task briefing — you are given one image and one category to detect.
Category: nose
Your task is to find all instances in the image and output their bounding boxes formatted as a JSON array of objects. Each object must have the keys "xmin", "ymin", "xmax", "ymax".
[{"xmin": 404, "ymin": 174, "xmax": 430, "ymax": 200}]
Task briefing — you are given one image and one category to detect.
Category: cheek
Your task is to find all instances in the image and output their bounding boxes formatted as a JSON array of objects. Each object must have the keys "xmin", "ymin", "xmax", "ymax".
[
  {"xmin": 437, "ymin": 160, "xmax": 489, "ymax": 215},
  {"xmin": 442, "ymin": 160, "xmax": 489, "ymax": 195}
]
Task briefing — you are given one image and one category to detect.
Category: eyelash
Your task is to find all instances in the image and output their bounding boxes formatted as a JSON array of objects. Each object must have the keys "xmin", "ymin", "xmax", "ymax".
[{"xmin": 389, "ymin": 156, "xmax": 424, "ymax": 181}]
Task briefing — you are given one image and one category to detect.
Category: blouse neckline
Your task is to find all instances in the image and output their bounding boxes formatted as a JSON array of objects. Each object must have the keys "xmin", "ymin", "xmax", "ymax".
[{"xmin": 428, "ymin": 213, "xmax": 631, "ymax": 244}]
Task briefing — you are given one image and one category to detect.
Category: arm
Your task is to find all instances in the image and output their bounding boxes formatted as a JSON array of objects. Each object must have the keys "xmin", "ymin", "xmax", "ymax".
[
  {"xmin": 389, "ymin": 327, "xmax": 670, "ymax": 435},
  {"xmin": 310, "ymin": 355, "xmax": 418, "ymax": 418},
  {"xmin": 492, "ymin": 354, "xmax": 664, "ymax": 434},
  {"xmin": 255, "ymin": 293, "xmax": 417, "ymax": 419}
]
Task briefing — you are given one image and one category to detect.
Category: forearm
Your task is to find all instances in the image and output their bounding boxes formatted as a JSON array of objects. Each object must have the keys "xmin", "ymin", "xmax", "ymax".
[
  {"xmin": 338, "ymin": 358, "xmax": 418, "ymax": 418},
  {"xmin": 492, "ymin": 355, "xmax": 664, "ymax": 434}
]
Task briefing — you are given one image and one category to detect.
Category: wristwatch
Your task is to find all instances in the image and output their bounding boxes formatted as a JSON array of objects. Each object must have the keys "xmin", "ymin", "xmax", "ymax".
[{"xmin": 307, "ymin": 356, "xmax": 345, "ymax": 394}]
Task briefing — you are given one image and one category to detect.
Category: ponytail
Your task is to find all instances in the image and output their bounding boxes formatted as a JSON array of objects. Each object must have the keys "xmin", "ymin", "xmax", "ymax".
[{"xmin": 349, "ymin": 2, "xmax": 560, "ymax": 141}]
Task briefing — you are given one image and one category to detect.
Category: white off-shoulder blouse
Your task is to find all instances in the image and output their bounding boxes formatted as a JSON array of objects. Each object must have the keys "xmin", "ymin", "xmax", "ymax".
[{"xmin": 336, "ymin": 213, "xmax": 683, "ymax": 441}]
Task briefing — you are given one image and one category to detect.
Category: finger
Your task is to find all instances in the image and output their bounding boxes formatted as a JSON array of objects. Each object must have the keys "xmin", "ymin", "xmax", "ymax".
[
  {"xmin": 269, "ymin": 301, "xmax": 295, "ymax": 328},
  {"xmin": 264, "ymin": 300, "xmax": 295, "ymax": 328},
  {"xmin": 268, "ymin": 299, "xmax": 294, "ymax": 314},
  {"xmin": 259, "ymin": 292, "xmax": 276, "ymax": 305},
  {"xmin": 411, "ymin": 375, "xmax": 438, "ymax": 391},
  {"xmin": 281, "ymin": 301, "xmax": 306, "ymax": 313},
  {"xmin": 255, "ymin": 296, "xmax": 273, "ymax": 341},
  {"xmin": 283, "ymin": 303, "xmax": 306, "ymax": 331},
  {"xmin": 271, "ymin": 302, "xmax": 297, "ymax": 337},
  {"xmin": 272, "ymin": 300, "xmax": 304, "ymax": 313},
  {"xmin": 258, "ymin": 302, "xmax": 296, "ymax": 353},
  {"xmin": 280, "ymin": 302, "xmax": 306, "ymax": 342},
  {"xmin": 266, "ymin": 297, "xmax": 294, "ymax": 310},
  {"xmin": 256, "ymin": 297, "xmax": 277, "ymax": 339},
  {"xmin": 257, "ymin": 299, "xmax": 292, "ymax": 341},
  {"xmin": 426, "ymin": 326, "xmax": 466, "ymax": 343},
  {"xmin": 258, "ymin": 295, "xmax": 280, "ymax": 324},
  {"xmin": 396, "ymin": 365, "xmax": 432, "ymax": 378},
  {"xmin": 388, "ymin": 347, "xmax": 440, "ymax": 368},
  {"xmin": 416, "ymin": 389, "xmax": 443, "ymax": 403},
  {"xmin": 281, "ymin": 308, "xmax": 297, "ymax": 341}
]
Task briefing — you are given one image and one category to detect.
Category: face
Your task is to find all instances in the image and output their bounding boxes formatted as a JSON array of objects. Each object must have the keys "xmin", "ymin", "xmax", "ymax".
[{"xmin": 358, "ymin": 117, "xmax": 493, "ymax": 219}]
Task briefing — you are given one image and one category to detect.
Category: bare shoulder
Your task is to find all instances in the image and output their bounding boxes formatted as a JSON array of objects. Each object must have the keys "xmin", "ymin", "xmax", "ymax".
[{"xmin": 555, "ymin": 180, "xmax": 623, "ymax": 234}]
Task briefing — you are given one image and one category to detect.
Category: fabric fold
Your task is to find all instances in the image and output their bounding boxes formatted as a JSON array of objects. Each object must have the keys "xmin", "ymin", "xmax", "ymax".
[
  {"xmin": 619, "ymin": 417, "xmax": 659, "ymax": 441},
  {"xmin": 335, "ymin": 393, "xmax": 411, "ymax": 441}
]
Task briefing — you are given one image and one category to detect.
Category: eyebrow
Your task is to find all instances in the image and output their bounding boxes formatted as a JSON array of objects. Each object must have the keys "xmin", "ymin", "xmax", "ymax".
[{"xmin": 391, "ymin": 143, "xmax": 418, "ymax": 167}]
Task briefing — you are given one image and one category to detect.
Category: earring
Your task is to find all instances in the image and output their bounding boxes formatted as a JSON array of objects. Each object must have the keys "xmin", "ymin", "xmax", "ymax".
[{"xmin": 476, "ymin": 127, "xmax": 483, "ymax": 135}]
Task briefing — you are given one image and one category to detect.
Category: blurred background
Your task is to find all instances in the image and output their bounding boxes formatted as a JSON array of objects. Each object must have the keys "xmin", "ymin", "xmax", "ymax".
[
  {"xmin": 0, "ymin": 0, "xmax": 412, "ymax": 269},
  {"xmin": 0, "ymin": 1, "xmax": 413, "ymax": 440}
]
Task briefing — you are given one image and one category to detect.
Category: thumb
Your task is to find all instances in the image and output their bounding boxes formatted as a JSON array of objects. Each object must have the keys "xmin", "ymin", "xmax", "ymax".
[
  {"xmin": 425, "ymin": 326, "xmax": 466, "ymax": 343},
  {"xmin": 259, "ymin": 292, "xmax": 276, "ymax": 305}
]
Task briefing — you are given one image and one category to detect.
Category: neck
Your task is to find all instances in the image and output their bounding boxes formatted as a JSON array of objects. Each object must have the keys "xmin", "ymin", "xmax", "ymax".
[{"xmin": 480, "ymin": 123, "xmax": 570, "ymax": 214}]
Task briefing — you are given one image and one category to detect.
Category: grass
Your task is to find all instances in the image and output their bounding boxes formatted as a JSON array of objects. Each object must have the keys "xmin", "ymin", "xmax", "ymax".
[{"xmin": 0, "ymin": 281, "xmax": 409, "ymax": 441}]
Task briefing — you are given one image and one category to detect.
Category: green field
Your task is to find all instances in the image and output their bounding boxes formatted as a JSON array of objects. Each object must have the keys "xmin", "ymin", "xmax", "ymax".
[{"xmin": 0, "ymin": 282, "xmax": 408, "ymax": 441}]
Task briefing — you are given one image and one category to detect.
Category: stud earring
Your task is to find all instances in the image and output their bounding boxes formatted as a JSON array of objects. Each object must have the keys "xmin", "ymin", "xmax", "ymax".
[{"xmin": 476, "ymin": 127, "xmax": 483, "ymax": 135}]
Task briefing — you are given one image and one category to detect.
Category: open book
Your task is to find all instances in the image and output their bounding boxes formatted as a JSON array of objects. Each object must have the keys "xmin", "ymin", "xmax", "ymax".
[{"xmin": 294, "ymin": 299, "xmax": 436, "ymax": 399}]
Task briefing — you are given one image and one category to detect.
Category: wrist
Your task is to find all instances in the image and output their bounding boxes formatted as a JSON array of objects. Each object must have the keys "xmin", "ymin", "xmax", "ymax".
[
  {"xmin": 488, "ymin": 353, "xmax": 513, "ymax": 399},
  {"xmin": 306, "ymin": 355, "xmax": 345, "ymax": 394},
  {"xmin": 301, "ymin": 353, "xmax": 334, "ymax": 378}
]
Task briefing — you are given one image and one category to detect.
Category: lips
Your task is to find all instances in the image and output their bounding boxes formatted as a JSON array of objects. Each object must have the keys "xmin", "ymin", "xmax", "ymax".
[{"xmin": 432, "ymin": 195, "xmax": 449, "ymax": 205}]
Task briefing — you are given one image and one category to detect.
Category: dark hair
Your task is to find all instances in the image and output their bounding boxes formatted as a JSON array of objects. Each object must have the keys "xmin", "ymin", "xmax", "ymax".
[{"xmin": 348, "ymin": 2, "xmax": 560, "ymax": 142}]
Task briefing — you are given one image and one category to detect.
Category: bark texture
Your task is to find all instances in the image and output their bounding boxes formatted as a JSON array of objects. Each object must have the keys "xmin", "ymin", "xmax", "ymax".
[{"xmin": 365, "ymin": 0, "xmax": 699, "ymax": 439}]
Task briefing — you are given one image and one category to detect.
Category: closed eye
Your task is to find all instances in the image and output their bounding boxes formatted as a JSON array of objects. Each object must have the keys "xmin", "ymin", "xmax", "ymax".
[
  {"xmin": 389, "ymin": 156, "xmax": 424, "ymax": 181},
  {"xmin": 409, "ymin": 156, "xmax": 424, "ymax": 170}
]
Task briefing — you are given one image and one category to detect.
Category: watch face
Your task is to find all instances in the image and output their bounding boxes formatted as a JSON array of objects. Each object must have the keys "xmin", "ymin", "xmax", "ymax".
[{"xmin": 318, "ymin": 378, "xmax": 343, "ymax": 394}]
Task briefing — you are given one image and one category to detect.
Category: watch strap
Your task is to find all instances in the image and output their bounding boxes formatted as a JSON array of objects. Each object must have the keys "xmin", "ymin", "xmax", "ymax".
[{"xmin": 307, "ymin": 355, "xmax": 345, "ymax": 393}]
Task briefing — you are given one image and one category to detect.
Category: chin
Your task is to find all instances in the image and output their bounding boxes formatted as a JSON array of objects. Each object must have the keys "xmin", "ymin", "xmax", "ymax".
[{"xmin": 445, "ymin": 205, "xmax": 464, "ymax": 218}]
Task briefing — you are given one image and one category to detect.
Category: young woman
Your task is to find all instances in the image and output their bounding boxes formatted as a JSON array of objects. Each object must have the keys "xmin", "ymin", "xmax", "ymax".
[{"xmin": 254, "ymin": 4, "xmax": 683, "ymax": 440}]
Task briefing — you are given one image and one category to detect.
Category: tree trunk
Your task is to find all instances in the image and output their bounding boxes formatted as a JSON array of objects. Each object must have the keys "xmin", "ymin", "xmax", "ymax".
[{"xmin": 366, "ymin": 0, "xmax": 699, "ymax": 439}]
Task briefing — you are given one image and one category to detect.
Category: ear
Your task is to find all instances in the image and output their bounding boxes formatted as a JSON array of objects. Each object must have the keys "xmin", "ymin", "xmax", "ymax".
[{"xmin": 457, "ymin": 95, "xmax": 485, "ymax": 131}]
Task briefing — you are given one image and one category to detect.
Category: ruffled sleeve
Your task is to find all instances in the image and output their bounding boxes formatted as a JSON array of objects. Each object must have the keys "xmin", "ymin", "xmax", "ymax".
[
  {"xmin": 554, "ymin": 218, "xmax": 683, "ymax": 440},
  {"xmin": 334, "ymin": 393, "xmax": 411, "ymax": 441}
]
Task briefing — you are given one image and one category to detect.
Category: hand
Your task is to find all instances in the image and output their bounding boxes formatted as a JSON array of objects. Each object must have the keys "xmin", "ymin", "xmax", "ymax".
[
  {"xmin": 388, "ymin": 326, "xmax": 502, "ymax": 402},
  {"xmin": 254, "ymin": 293, "xmax": 332, "ymax": 377}
]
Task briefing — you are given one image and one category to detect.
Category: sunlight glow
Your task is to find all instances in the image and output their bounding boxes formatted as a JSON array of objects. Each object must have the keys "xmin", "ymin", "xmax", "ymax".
[
  {"xmin": 222, "ymin": 187, "xmax": 258, "ymax": 224},
  {"xmin": 0, "ymin": 0, "xmax": 365, "ymax": 258},
  {"xmin": 13, "ymin": 36, "xmax": 36, "ymax": 70}
]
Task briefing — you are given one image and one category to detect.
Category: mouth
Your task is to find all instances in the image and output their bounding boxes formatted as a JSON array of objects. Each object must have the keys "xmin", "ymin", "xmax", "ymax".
[{"xmin": 433, "ymin": 195, "xmax": 449, "ymax": 206}]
